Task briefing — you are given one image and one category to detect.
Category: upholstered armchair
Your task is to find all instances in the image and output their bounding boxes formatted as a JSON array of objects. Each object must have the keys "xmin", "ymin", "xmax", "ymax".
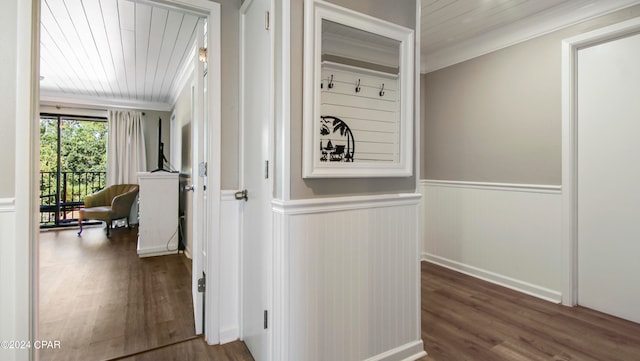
[{"xmin": 78, "ymin": 184, "xmax": 139, "ymax": 236}]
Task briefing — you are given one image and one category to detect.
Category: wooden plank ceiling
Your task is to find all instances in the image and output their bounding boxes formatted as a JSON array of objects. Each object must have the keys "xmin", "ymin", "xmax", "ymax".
[
  {"xmin": 39, "ymin": 0, "xmax": 200, "ymax": 107},
  {"xmin": 421, "ymin": 0, "xmax": 575, "ymax": 55},
  {"xmin": 420, "ymin": 0, "xmax": 640, "ymax": 71},
  {"xmin": 40, "ymin": 0, "xmax": 640, "ymax": 106}
]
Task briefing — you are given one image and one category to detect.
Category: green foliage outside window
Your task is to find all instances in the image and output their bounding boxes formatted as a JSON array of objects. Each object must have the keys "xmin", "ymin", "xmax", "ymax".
[
  {"xmin": 40, "ymin": 118, "xmax": 107, "ymax": 173},
  {"xmin": 39, "ymin": 117, "xmax": 108, "ymax": 225}
]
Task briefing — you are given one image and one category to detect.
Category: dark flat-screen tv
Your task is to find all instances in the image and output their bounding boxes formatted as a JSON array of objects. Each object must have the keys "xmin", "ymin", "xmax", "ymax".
[{"xmin": 151, "ymin": 117, "xmax": 169, "ymax": 172}]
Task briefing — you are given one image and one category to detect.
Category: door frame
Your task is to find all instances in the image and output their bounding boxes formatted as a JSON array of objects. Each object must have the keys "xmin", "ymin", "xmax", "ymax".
[
  {"xmin": 19, "ymin": 0, "xmax": 222, "ymax": 357},
  {"xmin": 561, "ymin": 16, "xmax": 640, "ymax": 307}
]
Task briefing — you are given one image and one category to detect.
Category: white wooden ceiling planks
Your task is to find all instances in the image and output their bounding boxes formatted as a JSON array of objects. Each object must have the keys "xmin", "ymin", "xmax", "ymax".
[
  {"xmin": 40, "ymin": 0, "xmax": 640, "ymax": 105},
  {"xmin": 40, "ymin": 0, "xmax": 200, "ymax": 108}
]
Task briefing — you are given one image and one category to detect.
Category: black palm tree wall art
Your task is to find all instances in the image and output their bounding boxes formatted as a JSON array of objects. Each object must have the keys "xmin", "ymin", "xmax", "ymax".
[{"xmin": 320, "ymin": 115, "xmax": 355, "ymax": 162}]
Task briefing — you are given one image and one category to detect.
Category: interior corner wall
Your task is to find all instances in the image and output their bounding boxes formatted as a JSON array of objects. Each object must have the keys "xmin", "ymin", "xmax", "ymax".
[
  {"xmin": 219, "ymin": 0, "xmax": 241, "ymax": 190},
  {"xmin": 419, "ymin": 74, "xmax": 427, "ymax": 180},
  {"xmin": 422, "ymin": 4, "xmax": 640, "ymax": 185},
  {"xmin": 289, "ymin": 0, "xmax": 417, "ymax": 200}
]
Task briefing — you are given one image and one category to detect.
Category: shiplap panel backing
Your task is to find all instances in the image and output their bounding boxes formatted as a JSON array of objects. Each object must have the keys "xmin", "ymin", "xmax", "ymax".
[{"xmin": 320, "ymin": 63, "xmax": 399, "ymax": 163}]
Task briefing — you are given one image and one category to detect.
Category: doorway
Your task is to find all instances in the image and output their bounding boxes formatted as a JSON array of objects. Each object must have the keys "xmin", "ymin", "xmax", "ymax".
[
  {"xmin": 32, "ymin": 0, "xmax": 222, "ymax": 359},
  {"xmin": 562, "ymin": 17, "xmax": 640, "ymax": 322}
]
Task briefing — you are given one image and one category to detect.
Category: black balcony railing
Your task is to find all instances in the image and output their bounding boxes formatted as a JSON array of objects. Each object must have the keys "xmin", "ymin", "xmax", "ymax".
[{"xmin": 39, "ymin": 171, "xmax": 106, "ymax": 227}]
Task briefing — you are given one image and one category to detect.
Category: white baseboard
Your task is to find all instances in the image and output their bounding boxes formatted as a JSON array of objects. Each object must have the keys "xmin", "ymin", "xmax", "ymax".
[
  {"xmin": 364, "ymin": 340, "xmax": 427, "ymax": 361},
  {"xmin": 137, "ymin": 246, "xmax": 179, "ymax": 258},
  {"xmin": 422, "ymin": 253, "xmax": 562, "ymax": 303},
  {"xmin": 219, "ymin": 328, "xmax": 239, "ymax": 345}
]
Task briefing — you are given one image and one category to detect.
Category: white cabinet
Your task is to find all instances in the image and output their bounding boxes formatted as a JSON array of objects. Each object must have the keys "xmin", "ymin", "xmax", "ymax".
[{"xmin": 137, "ymin": 172, "xmax": 179, "ymax": 257}]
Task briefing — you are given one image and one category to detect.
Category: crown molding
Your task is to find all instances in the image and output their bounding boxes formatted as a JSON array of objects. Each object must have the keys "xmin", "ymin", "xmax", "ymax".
[
  {"xmin": 39, "ymin": 93, "xmax": 173, "ymax": 112},
  {"xmin": 421, "ymin": 0, "xmax": 640, "ymax": 73}
]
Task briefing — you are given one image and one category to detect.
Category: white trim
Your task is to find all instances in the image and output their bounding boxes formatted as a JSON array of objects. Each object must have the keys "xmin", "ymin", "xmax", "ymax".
[
  {"xmin": 39, "ymin": 104, "xmax": 108, "ymax": 118},
  {"xmin": 0, "ymin": 198, "xmax": 16, "ymax": 213},
  {"xmin": 280, "ymin": 0, "xmax": 291, "ymax": 201},
  {"xmin": 203, "ymin": 1, "xmax": 222, "ymax": 346},
  {"xmin": 16, "ymin": 0, "xmax": 39, "ymax": 359},
  {"xmin": 422, "ymin": 179, "xmax": 561, "ymax": 194},
  {"xmin": 39, "ymin": 93, "xmax": 173, "ymax": 112},
  {"xmin": 302, "ymin": 0, "xmax": 414, "ymax": 178},
  {"xmin": 422, "ymin": 253, "xmax": 562, "ymax": 304},
  {"xmin": 422, "ymin": 0, "xmax": 640, "ymax": 73},
  {"xmin": 414, "ymin": 1, "xmax": 422, "ymax": 352},
  {"xmin": 561, "ymin": 16, "xmax": 640, "ymax": 307},
  {"xmin": 137, "ymin": 247, "xmax": 179, "ymax": 257},
  {"xmin": 237, "ymin": 0, "xmax": 248, "ymax": 342},
  {"xmin": 221, "ymin": 190, "xmax": 238, "ymax": 202},
  {"xmin": 363, "ymin": 340, "xmax": 427, "ymax": 361},
  {"xmin": 219, "ymin": 327, "xmax": 239, "ymax": 344},
  {"xmin": 272, "ymin": 193, "xmax": 421, "ymax": 215}
]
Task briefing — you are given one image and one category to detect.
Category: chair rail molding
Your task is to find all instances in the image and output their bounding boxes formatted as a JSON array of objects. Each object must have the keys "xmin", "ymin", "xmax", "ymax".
[
  {"xmin": 272, "ymin": 192, "xmax": 421, "ymax": 214},
  {"xmin": 0, "ymin": 198, "xmax": 16, "ymax": 212},
  {"xmin": 422, "ymin": 179, "xmax": 561, "ymax": 194}
]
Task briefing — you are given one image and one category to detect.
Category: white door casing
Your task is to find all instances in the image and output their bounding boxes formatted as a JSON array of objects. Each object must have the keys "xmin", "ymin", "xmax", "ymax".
[
  {"xmin": 240, "ymin": 0, "xmax": 274, "ymax": 359},
  {"xmin": 189, "ymin": 1, "xmax": 222, "ymax": 344},
  {"xmin": 191, "ymin": 16, "xmax": 206, "ymax": 336},
  {"xmin": 576, "ymin": 31, "xmax": 640, "ymax": 323},
  {"xmin": 562, "ymin": 17, "xmax": 640, "ymax": 310}
]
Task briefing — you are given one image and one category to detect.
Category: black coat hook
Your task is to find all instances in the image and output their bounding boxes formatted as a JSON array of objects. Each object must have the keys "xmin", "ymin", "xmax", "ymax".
[
  {"xmin": 355, "ymin": 79, "xmax": 361, "ymax": 93},
  {"xmin": 379, "ymin": 83, "xmax": 385, "ymax": 97},
  {"xmin": 328, "ymin": 74, "xmax": 334, "ymax": 89}
]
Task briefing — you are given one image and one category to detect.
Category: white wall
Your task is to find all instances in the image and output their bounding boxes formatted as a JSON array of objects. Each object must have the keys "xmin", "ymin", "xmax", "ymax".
[
  {"xmin": 219, "ymin": 191, "xmax": 240, "ymax": 343},
  {"xmin": 272, "ymin": 194, "xmax": 425, "ymax": 361},
  {"xmin": 2, "ymin": 0, "xmax": 35, "ymax": 360},
  {"xmin": 172, "ymin": 76, "xmax": 193, "ymax": 174},
  {"xmin": 0, "ymin": 199, "xmax": 19, "ymax": 361},
  {"xmin": 420, "ymin": 180, "xmax": 563, "ymax": 303}
]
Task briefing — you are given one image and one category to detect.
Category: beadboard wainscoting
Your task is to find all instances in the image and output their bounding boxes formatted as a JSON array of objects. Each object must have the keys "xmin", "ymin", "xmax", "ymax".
[
  {"xmin": 0, "ymin": 198, "xmax": 17, "ymax": 355},
  {"xmin": 420, "ymin": 180, "xmax": 564, "ymax": 303},
  {"xmin": 220, "ymin": 190, "xmax": 241, "ymax": 344},
  {"xmin": 272, "ymin": 194, "xmax": 426, "ymax": 361}
]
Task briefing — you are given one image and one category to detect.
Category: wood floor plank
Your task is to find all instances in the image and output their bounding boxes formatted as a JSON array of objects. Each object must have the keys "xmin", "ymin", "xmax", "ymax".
[
  {"xmin": 39, "ymin": 227, "xmax": 640, "ymax": 360},
  {"xmin": 419, "ymin": 261, "xmax": 640, "ymax": 361},
  {"xmin": 39, "ymin": 226, "xmax": 197, "ymax": 361},
  {"xmin": 115, "ymin": 338, "xmax": 254, "ymax": 361}
]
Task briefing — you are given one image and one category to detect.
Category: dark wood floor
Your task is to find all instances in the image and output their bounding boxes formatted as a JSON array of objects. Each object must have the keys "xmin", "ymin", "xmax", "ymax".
[
  {"xmin": 116, "ymin": 338, "xmax": 253, "ymax": 361},
  {"xmin": 419, "ymin": 261, "xmax": 640, "ymax": 361},
  {"xmin": 40, "ymin": 227, "xmax": 640, "ymax": 360},
  {"xmin": 39, "ymin": 226, "xmax": 197, "ymax": 361}
]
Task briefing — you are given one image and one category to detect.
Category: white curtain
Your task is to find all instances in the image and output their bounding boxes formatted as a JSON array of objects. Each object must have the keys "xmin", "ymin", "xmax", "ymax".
[{"xmin": 106, "ymin": 110, "xmax": 147, "ymax": 185}]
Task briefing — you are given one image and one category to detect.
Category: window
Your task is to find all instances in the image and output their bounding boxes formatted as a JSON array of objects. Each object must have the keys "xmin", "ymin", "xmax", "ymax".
[{"xmin": 39, "ymin": 114, "xmax": 107, "ymax": 227}]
